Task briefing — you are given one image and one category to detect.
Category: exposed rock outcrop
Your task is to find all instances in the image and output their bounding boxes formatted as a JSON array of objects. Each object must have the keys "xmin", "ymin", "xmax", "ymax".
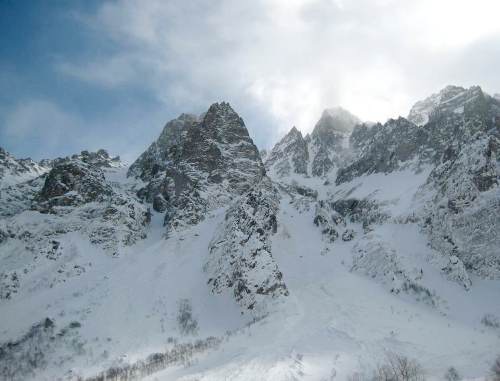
[
  {"xmin": 204, "ymin": 177, "xmax": 288, "ymax": 313},
  {"xmin": 264, "ymin": 126, "xmax": 309, "ymax": 177},
  {"xmin": 420, "ymin": 133, "xmax": 500, "ymax": 279},
  {"xmin": 129, "ymin": 102, "xmax": 265, "ymax": 230}
]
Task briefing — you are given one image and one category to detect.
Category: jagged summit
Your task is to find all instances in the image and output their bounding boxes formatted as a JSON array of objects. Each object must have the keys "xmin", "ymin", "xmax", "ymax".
[
  {"xmin": 308, "ymin": 107, "xmax": 361, "ymax": 177},
  {"xmin": 0, "ymin": 147, "xmax": 49, "ymax": 188},
  {"xmin": 128, "ymin": 101, "xmax": 265, "ymax": 228},
  {"xmin": 288, "ymin": 125, "xmax": 301, "ymax": 135},
  {"xmin": 313, "ymin": 106, "xmax": 361, "ymax": 136},
  {"xmin": 264, "ymin": 107, "xmax": 362, "ymax": 179},
  {"xmin": 408, "ymin": 85, "xmax": 500, "ymax": 126},
  {"xmin": 265, "ymin": 126, "xmax": 308, "ymax": 177}
]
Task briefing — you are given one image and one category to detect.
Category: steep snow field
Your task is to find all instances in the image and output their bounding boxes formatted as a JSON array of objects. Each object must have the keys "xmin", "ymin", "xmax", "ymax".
[
  {"xmin": 143, "ymin": 192, "xmax": 500, "ymax": 380},
  {"xmin": 145, "ymin": 173, "xmax": 499, "ymax": 380},
  {"xmin": 1, "ymin": 166, "xmax": 499, "ymax": 380}
]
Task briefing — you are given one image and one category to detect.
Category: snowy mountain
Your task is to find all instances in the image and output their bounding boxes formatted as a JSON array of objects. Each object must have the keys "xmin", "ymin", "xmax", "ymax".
[
  {"xmin": 1, "ymin": 88, "xmax": 500, "ymax": 381},
  {"xmin": 128, "ymin": 102, "xmax": 265, "ymax": 229},
  {"xmin": 407, "ymin": 85, "xmax": 500, "ymax": 126},
  {"xmin": 0, "ymin": 147, "xmax": 50, "ymax": 189},
  {"xmin": 264, "ymin": 126, "xmax": 309, "ymax": 177},
  {"xmin": 265, "ymin": 106, "xmax": 360, "ymax": 179}
]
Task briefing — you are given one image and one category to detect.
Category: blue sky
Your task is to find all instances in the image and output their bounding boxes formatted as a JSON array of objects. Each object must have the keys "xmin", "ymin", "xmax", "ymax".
[
  {"xmin": 0, "ymin": 1, "xmax": 169, "ymax": 161},
  {"xmin": 2, "ymin": 0, "xmax": 500, "ymax": 162}
]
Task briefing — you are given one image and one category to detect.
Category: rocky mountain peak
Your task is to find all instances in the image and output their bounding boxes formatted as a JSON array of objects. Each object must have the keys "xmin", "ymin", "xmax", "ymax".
[
  {"xmin": 34, "ymin": 159, "xmax": 113, "ymax": 213},
  {"xmin": 282, "ymin": 126, "xmax": 303, "ymax": 143},
  {"xmin": 71, "ymin": 149, "xmax": 121, "ymax": 168},
  {"xmin": 407, "ymin": 85, "xmax": 495, "ymax": 126},
  {"xmin": 312, "ymin": 107, "xmax": 361, "ymax": 139},
  {"xmin": 265, "ymin": 126, "xmax": 308, "ymax": 177},
  {"xmin": 307, "ymin": 107, "xmax": 361, "ymax": 177},
  {"xmin": 203, "ymin": 101, "xmax": 238, "ymax": 120},
  {"xmin": 264, "ymin": 107, "xmax": 362, "ymax": 179},
  {"xmin": 128, "ymin": 102, "xmax": 265, "ymax": 229},
  {"xmin": 0, "ymin": 147, "xmax": 50, "ymax": 189}
]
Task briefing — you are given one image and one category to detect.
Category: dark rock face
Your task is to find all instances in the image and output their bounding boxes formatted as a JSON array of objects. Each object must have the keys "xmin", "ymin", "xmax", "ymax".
[
  {"xmin": 311, "ymin": 145, "xmax": 334, "ymax": 177},
  {"xmin": 341, "ymin": 229, "xmax": 355, "ymax": 241},
  {"xmin": 35, "ymin": 161, "xmax": 112, "ymax": 212},
  {"xmin": 314, "ymin": 197, "xmax": 388, "ymax": 240},
  {"xmin": 408, "ymin": 85, "xmax": 500, "ymax": 127},
  {"xmin": 73, "ymin": 149, "xmax": 120, "ymax": 168},
  {"xmin": 336, "ymin": 118, "xmax": 426, "ymax": 184},
  {"xmin": 205, "ymin": 177, "xmax": 288, "ymax": 313},
  {"xmin": 420, "ymin": 133, "xmax": 500, "ymax": 278},
  {"xmin": 264, "ymin": 126, "xmax": 309, "ymax": 177},
  {"xmin": 331, "ymin": 198, "xmax": 389, "ymax": 230},
  {"xmin": 313, "ymin": 200, "xmax": 345, "ymax": 243},
  {"xmin": 9, "ymin": 152, "xmax": 150, "ymax": 255},
  {"xmin": 128, "ymin": 113, "xmax": 197, "ymax": 181},
  {"xmin": 337, "ymin": 86, "xmax": 500, "ymax": 185},
  {"xmin": 264, "ymin": 107, "xmax": 361, "ymax": 180},
  {"xmin": 0, "ymin": 150, "xmax": 122, "ymax": 218},
  {"xmin": 349, "ymin": 123, "xmax": 374, "ymax": 152},
  {"xmin": 129, "ymin": 102, "xmax": 265, "ymax": 229}
]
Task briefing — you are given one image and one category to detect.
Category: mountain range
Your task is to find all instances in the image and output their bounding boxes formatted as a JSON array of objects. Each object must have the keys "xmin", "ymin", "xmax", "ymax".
[{"xmin": 0, "ymin": 85, "xmax": 499, "ymax": 381}]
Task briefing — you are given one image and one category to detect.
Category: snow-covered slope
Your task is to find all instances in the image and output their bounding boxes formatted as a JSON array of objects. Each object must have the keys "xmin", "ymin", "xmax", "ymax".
[{"xmin": 1, "ymin": 89, "xmax": 500, "ymax": 381}]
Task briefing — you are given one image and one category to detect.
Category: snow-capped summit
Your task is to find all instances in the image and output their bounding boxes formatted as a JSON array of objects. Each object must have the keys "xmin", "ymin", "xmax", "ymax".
[
  {"xmin": 0, "ymin": 147, "xmax": 50, "ymax": 189},
  {"xmin": 265, "ymin": 126, "xmax": 308, "ymax": 178},
  {"xmin": 408, "ymin": 85, "xmax": 468, "ymax": 126},
  {"xmin": 408, "ymin": 85, "xmax": 500, "ymax": 126},
  {"xmin": 265, "ymin": 107, "xmax": 361, "ymax": 179}
]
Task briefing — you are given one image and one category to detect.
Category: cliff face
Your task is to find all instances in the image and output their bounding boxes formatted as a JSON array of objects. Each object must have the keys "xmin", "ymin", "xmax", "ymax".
[{"xmin": 128, "ymin": 102, "xmax": 265, "ymax": 229}]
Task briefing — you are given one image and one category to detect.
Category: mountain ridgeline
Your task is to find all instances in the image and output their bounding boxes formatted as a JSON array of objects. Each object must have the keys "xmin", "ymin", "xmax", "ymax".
[{"xmin": 1, "ymin": 85, "xmax": 500, "ymax": 380}]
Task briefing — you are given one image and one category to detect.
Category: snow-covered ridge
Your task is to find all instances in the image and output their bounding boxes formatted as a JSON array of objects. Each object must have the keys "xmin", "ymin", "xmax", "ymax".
[
  {"xmin": 408, "ymin": 85, "xmax": 500, "ymax": 126},
  {"xmin": 0, "ymin": 147, "xmax": 50, "ymax": 189}
]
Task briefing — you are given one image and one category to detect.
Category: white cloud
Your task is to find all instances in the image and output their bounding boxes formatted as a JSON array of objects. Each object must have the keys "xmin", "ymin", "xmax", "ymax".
[
  {"xmin": 3, "ymin": 100, "xmax": 81, "ymax": 157},
  {"xmin": 58, "ymin": 55, "xmax": 139, "ymax": 88},
  {"xmin": 60, "ymin": 0, "xmax": 500, "ymax": 146}
]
